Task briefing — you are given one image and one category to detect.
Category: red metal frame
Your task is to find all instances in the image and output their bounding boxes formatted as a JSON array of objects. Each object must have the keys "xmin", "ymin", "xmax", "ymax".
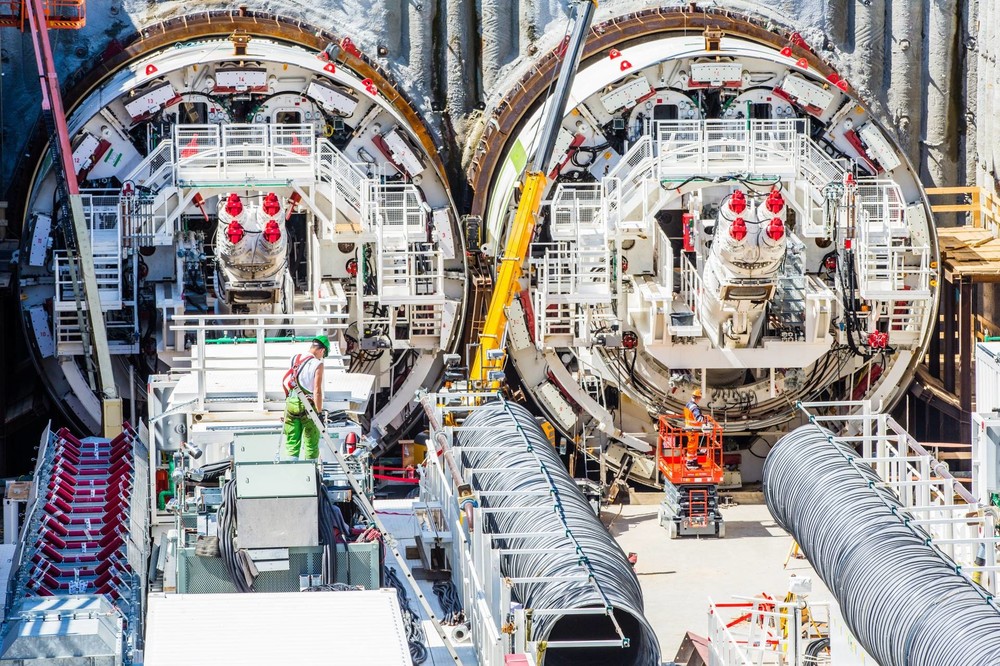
[
  {"xmin": 22, "ymin": 0, "xmax": 82, "ymax": 196},
  {"xmin": 657, "ymin": 412, "xmax": 724, "ymax": 485},
  {"xmin": 372, "ymin": 465, "xmax": 420, "ymax": 485}
]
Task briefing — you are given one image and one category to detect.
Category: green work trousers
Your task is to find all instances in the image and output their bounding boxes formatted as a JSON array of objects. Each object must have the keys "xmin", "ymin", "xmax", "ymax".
[{"xmin": 283, "ymin": 394, "xmax": 319, "ymax": 459}]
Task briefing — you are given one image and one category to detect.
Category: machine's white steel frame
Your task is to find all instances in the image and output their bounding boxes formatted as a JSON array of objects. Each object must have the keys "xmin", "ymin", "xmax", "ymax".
[
  {"xmin": 114, "ymin": 122, "xmax": 447, "ymax": 351},
  {"xmin": 531, "ymin": 119, "xmax": 933, "ymax": 355}
]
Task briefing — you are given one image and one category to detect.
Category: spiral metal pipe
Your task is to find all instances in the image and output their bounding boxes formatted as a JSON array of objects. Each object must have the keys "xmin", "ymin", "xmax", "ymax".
[
  {"xmin": 763, "ymin": 424, "xmax": 1000, "ymax": 666},
  {"xmin": 457, "ymin": 401, "xmax": 659, "ymax": 666}
]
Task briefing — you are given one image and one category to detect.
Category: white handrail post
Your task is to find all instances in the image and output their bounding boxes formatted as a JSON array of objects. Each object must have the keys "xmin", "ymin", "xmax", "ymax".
[
  {"xmin": 196, "ymin": 323, "xmax": 206, "ymax": 411},
  {"xmin": 876, "ymin": 412, "xmax": 889, "ymax": 478},
  {"xmin": 862, "ymin": 399, "xmax": 873, "ymax": 460},
  {"xmin": 256, "ymin": 321, "xmax": 266, "ymax": 412}
]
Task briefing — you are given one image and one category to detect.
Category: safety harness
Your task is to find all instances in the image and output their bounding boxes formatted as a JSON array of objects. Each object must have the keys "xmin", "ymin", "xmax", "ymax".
[{"xmin": 282, "ymin": 354, "xmax": 315, "ymax": 397}]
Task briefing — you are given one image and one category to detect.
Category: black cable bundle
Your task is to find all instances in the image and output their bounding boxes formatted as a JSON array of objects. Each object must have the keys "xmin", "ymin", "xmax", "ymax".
[
  {"xmin": 317, "ymin": 484, "xmax": 352, "ymax": 585},
  {"xmin": 217, "ymin": 479, "xmax": 254, "ymax": 593},
  {"xmin": 432, "ymin": 579, "xmax": 465, "ymax": 625},
  {"xmin": 384, "ymin": 566, "xmax": 428, "ymax": 664},
  {"xmin": 303, "ymin": 583, "xmax": 358, "ymax": 592}
]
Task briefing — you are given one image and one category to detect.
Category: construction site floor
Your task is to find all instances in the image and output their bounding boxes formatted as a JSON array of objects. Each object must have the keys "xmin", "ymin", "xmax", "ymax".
[{"xmin": 606, "ymin": 493, "xmax": 833, "ymax": 661}]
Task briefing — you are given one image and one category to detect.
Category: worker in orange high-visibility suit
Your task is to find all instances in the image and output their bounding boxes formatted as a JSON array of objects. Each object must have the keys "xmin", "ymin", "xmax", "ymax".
[{"xmin": 683, "ymin": 389, "xmax": 705, "ymax": 470}]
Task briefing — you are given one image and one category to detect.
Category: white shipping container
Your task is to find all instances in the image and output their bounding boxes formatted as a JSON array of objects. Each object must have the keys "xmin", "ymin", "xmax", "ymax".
[
  {"xmin": 71, "ymin": 133, "xmax": 103, "ymax": 174},
  {"xmin": 382, "ymin": 128, "xmax": 425, "ymax": 177},
  {"xmin": 601, "ymin": 77, "xmax": 654, "ymax": 113},
  {"xmin": 690, "ymin": 61, "xmax": 743, "ymax": 85},
  {"xmin": 858, "ymin": 122, "xmax": 902, "ymax": 172}
]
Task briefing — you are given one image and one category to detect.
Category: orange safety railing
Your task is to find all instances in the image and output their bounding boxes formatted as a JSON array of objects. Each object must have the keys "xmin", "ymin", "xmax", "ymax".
[
  {"xmin": 0, "ymin": 0, "xmax": 85, "ymax": 29},
  {"xmin": 657, "ymin": 412, "xmax": 724, "ymax": 485},
  {"xmin": 926, "ymin": 185, "xmax": 1000, "ymax": 236}
]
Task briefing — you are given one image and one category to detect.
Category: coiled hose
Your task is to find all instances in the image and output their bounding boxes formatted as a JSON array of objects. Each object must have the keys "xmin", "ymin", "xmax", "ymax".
[
  {"xmin": 385, "ymin": 565, "xmax": 429, "ymax": 664},
  {"xmin": 459, "ymin": 402, "xmax": 660, "ymax": 666},
  {"xmin": 763, "ymin": 424, "xmax": 1000, "ymax": 666}
]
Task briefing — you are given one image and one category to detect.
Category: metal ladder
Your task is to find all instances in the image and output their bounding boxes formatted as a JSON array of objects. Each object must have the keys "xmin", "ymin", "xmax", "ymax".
[
  {"xmin": 43, "ymin": 110, "xmax": 98, "ymax": 390},
  {"xmin": 687, "ymin": 488, "xmax": 710, "ymax": 528}
]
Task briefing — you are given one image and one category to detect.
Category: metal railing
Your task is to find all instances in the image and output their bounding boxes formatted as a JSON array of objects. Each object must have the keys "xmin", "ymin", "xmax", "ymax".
[
  {"xmin": 165, "ymin": 313, "xmax": 351, "ymax": 412},
  {"xmin": 123, "ymin": 140, "xmax": 174, "ymax": 194},
  {"xmin": 418, "ymin": 393, "xmax": 637, "ymax": 664},
  {"xmin": 708, "ymin": 596, "xmax": 831, "ymax": 666},
  {"xmin": 549, "ymin": 183, "xmax": 603, "ymax": 239},
  {"xmin": 530, "ymin": 237, "xmax": 616, "ymax": 347},
  {"xmin": 54, "ymin": 250, "xmax": 121, "ymax": 310},
  {"xmin": 54, "ymin": 310, "xmax": 138, "ymax": 356},
  {"xmin": 313, "ymin": 140, "xmax": 368, "ymax": 239},
  {"xmin": 672, "ymin": 254, "xmax": 703, "ymax": 336},
  {"xmin": 656, "ymin": 119, "xmax": 802, "ymax": 179},
  {"xmin": 174, "ymin": 124, "xmax": 315, "ymax": 184},
  {"xmin": 361, "ymin": 181, "xmax": 445, "ymax": 324},
  {"xmin": 418, "ymin": 393, "xmax": 510, "ymax": 666},
  {"xmin": 799, "ymin": 400, "xmax": 1000, "ymax": 596},
  {"xmin": 377, "ymin": 245, "xmax": 445, "ymax": 304},
  {"xmin": 120, "ymin": 129, "xmax": 369, "ymax": 244},
  {"xmin": 5, "ymin": 424, "xmax": 53, "ymax": 617},
  {"xmin": 0, "ymin": 0, "xmax": 86, "ymax": 28},
  {"xmin": 794, "ymin": 140, "xmax": 850, "ymax": 237},
  {"xmin": 407, "ymin": 304, "xmax": 443, "ymax": 339},
  {"xmin": 598, "ymin": 121, "xmax": 850, "ymax": 239},
  {"xmin": 534, "ymin": 185, "xmax": 616, "ymax": 346},
  {"xmin": 854, "ymin": 183, "xmax": 927, "ymax": 298},
  {"xmin": 4, "ymin": 425, "xmax": 148, "ymax": 661},
  {"xmin": 533, "ymin": 243, "xmax": 610, "ymax": 305},
  {"xmin": 603, "ymin": 136, "xmax": 655, "ymax": 233},
  {"xmin": 52, "ymin": 191, "xmax": 125, "ymax": 357},
  {"xmin": 120, "ymin": 138, "xmax": 189, "ymax": 246},
  {"xmin": 366, "ymin": 181, "xmax": 427, "ymax": 242}
]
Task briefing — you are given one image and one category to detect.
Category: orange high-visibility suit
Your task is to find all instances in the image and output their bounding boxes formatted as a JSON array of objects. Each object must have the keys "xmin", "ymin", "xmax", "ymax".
[{"xmin": 683, "ymin": 399, "xmax": 705, "ymax": 460}]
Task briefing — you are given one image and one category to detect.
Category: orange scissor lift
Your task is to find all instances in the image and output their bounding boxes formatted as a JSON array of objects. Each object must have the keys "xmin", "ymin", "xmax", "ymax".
[{"xmin": 656, "ymin": 413, "xmax": 726, "ymax": 538}]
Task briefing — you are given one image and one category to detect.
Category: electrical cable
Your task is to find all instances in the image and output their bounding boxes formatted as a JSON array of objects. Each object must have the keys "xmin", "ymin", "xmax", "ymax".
[
  {"xmin": 317, "ymin": 481, "xmax": 352, "ymax": 585},
  {"xmin": 458, "ymin": 402, "xmax": 660, "ymax": 666},
  {"xmin": 385, "ymin": 565, "xmax": 429, "ymax": 664},
  {"xmin": 432, "ymin": 579, "xmax": 465, "ymax": 625},
  {"xmin": 218, "ymin": 479, "xmax": 255, "ymax": 593},
  {"xmin": 763, "ymin": 424, "xmax": 1000, "ymax": 666}
]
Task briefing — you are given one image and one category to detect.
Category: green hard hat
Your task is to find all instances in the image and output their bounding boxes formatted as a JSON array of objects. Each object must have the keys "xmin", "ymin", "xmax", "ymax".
[{"xmin": 312, "ymin": 335, "xmax": 331, "ymax": 355}]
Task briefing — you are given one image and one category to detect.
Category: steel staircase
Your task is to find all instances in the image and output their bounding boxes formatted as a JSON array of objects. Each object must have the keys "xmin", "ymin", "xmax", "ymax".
[{"xmin": 28, "ymin": 429, "xmax": 142, "ymax": 599}]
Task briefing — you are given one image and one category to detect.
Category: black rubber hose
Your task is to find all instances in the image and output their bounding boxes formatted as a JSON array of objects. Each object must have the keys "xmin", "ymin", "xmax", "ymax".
[
  {"xmin": 764, "ymin": 424, "xmax": 1000, "ymax": 666},
  {"xmin": 458, "ymin": 402, "xmax": 660, "ymax": 666}
]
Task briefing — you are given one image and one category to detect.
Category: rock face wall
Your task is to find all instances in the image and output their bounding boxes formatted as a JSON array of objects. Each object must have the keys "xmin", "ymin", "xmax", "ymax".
[{"xmin": 0, "ymin": 0, "xmax": 995, "ymax": 203}]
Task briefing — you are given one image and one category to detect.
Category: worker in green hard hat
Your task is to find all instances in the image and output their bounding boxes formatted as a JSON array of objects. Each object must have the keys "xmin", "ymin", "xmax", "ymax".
[{"xmin": 280, "ymin": 336, "xmax": 330, "ymax": 459}]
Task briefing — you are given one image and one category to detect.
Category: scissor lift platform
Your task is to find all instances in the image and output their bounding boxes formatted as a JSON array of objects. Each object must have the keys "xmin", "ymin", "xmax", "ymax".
[{"xmin": 656, "ymin": 413, "xmax": 725, "ymax": 538}]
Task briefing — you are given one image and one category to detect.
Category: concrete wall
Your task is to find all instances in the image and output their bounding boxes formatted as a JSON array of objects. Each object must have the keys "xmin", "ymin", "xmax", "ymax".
[{"xmin": 0, "ymin": 0, "xmax": 991, "ymax": 202}]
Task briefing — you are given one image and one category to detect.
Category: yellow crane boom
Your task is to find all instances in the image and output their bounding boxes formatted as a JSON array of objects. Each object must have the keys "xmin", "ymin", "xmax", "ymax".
[{"xmin": 471, "ymin": 0, "xmax": 597, "ymax": 382}]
